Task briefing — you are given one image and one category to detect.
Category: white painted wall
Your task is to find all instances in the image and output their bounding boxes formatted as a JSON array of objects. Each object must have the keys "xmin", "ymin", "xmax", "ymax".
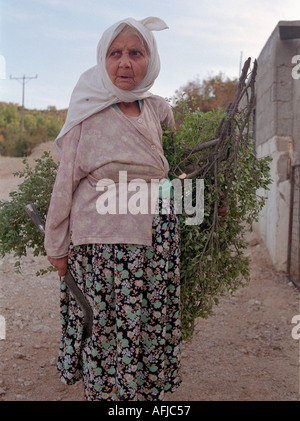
[{"xmin": 254, "ymin": 136, "xmax": 291, "ymax": 271}]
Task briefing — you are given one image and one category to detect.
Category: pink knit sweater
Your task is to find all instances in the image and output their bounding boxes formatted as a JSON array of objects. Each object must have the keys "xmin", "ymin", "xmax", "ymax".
[{"xmin": 44, "ymin": 95, "xmax": 175, "ymax": 258}]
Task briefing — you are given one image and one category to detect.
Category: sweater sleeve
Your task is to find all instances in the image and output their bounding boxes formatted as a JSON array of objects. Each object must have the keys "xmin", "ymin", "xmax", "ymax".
[
  {"xmin": 162, "ymin": 102, "xmax": 175, "ymax": 131},
  {"xmin": 44, "ymin": 124, "xmax": 85, "ymax": 258}
]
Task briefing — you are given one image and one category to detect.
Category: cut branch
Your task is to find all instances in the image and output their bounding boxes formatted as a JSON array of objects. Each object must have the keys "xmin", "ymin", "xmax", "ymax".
[{"xmin": 174, "ymin": 57, "xmax": 257, "ymax": 181}]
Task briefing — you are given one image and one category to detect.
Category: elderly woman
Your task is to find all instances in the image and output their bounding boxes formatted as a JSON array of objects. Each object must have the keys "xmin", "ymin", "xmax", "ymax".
[{"xmin": 44, "ymin": 17, "xmax": 181, "ymax": 401}]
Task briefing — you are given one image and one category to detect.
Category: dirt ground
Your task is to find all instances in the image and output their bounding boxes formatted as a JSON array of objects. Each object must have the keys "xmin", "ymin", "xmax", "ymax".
[{"xmin": 0, "ymin": 144, "xmax": 299, "ymax": 402}]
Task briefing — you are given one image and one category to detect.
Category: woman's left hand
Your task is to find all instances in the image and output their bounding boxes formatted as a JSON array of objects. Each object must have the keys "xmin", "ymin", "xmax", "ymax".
[{"xmin": 47, "ymin": 256, "xmax": 68, "ymax": 277}]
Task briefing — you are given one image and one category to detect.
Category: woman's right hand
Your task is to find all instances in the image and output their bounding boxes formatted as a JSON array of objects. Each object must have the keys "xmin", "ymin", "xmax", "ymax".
[{"xmin": 47, "ymin": 256, "xmax": 68, "ymax": 277}]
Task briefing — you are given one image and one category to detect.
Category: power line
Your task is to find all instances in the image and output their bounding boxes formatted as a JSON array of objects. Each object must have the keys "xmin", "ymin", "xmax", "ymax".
[{"xmin": 10, "ymin": 74, "xmax": 38, "ymax": 135}]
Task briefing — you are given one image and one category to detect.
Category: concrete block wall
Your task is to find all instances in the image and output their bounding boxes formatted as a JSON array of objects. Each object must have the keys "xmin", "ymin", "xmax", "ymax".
[
  {"xmin": 254, "ymin": 136, "xmax": 290, "ymax": 271},
  {"xmin": 254, "ymin": 21, "xmax": 300, "ymax": 270}
]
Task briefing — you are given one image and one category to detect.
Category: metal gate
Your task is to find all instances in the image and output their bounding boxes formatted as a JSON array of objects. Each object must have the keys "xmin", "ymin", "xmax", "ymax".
[{"xmin": 287, "ymin": 164, "xmax": 300, "ymax": 289}]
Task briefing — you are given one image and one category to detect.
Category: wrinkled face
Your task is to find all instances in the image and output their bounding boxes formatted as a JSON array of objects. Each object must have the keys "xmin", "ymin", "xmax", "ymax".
[{"xmin": 106, "ymin": 32, "xmax": 149, "ymax": 91}]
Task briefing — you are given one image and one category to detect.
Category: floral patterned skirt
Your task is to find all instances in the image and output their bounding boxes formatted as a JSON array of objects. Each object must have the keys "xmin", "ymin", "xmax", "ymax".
[{"xmin": 57, "ymin": 198, "xmax": 182, "ymax": 401}]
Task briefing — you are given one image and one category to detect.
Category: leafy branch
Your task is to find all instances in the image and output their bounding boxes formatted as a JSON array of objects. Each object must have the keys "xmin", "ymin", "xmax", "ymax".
[
  {"xmin": 163, "ymin": 58, "xmax": 272, "ymax": 338},
  {"xmin": 0, "ymin": 152, "xmax": 58, "ymax": 273}
]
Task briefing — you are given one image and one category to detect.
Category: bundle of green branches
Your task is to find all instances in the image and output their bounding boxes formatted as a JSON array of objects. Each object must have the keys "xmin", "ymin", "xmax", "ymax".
[
  {"xmin": 0, "ymin": 58, "xmax": 271, "ymax": 339},
  {"xmin": 0, "ymin": 153, "xmax": 58, "ymax": 275},
  {"xmin": 163, "ymin": 58, "xmax": 272, "ymax": 338}
]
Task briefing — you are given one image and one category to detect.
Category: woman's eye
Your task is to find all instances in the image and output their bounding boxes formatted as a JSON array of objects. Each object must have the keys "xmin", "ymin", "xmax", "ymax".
[
  {"xmin": 130, "ymin": 50, "xmax": 142, "ymax": 56},
  {"xmin": 110, "ymin": 50, "xmax": 121, "ymax": 57},
  {"xmin": 108, "ymin": 49, "xmax": 143, "ymax": 58}
]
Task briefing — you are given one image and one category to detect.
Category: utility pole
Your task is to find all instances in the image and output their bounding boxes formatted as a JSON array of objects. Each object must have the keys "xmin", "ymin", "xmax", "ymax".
[
  {"xmin": 10, "ymin": 74, "xmax": 38, "ymax": 135},
  {"xmin": 239, "ymin": 51, "xmax": 243, "ymax": 77}
]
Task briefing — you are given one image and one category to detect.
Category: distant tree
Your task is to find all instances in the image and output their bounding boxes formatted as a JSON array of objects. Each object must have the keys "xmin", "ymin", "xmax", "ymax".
[
  {"xmin": 0, "ymin": 102, "xmax": 67, "ymax": 156},
  {"xmin": 173, "ymin": 72, "xmax": 238, "ymax": 115},
  {"xmin": 24, "ymin": 113, "xmax": 37, "ymax": 135},
  {"xmin": 47, "ymin": 116, "xmax": 63, "ymax": 138}
]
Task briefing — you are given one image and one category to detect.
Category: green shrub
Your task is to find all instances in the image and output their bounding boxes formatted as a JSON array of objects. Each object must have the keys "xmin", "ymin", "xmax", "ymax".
[
  {"xmin": 163, "ymin": 105, "xmax": 271, "ymax": 338},
  {"xmin": 0, "ymin": 152, "xmax": 58, "ymax": 274}
]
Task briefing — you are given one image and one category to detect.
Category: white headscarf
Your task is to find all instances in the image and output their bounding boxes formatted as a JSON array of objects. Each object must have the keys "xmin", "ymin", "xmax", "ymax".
[{"xmin": 55, "ymin": 16, "xmax": 169, "ymax": 153}]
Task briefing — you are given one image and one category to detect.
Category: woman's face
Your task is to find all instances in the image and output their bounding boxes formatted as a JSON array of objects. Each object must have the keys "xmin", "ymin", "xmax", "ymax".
[{"xmin": 106, "ymin": 32, "xmax": 149, "ymax": 91}]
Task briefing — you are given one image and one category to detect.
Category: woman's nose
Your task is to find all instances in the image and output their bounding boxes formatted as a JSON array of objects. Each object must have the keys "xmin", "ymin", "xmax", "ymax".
[{"xmin": 119, "ymin": 54, "xmax": 131, "ymax": 68}]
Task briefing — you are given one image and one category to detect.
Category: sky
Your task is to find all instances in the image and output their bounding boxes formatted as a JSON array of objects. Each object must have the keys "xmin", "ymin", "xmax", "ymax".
[{"xmin": 1, "ymin": 0, "xmax": 300, "ymax": 110}]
